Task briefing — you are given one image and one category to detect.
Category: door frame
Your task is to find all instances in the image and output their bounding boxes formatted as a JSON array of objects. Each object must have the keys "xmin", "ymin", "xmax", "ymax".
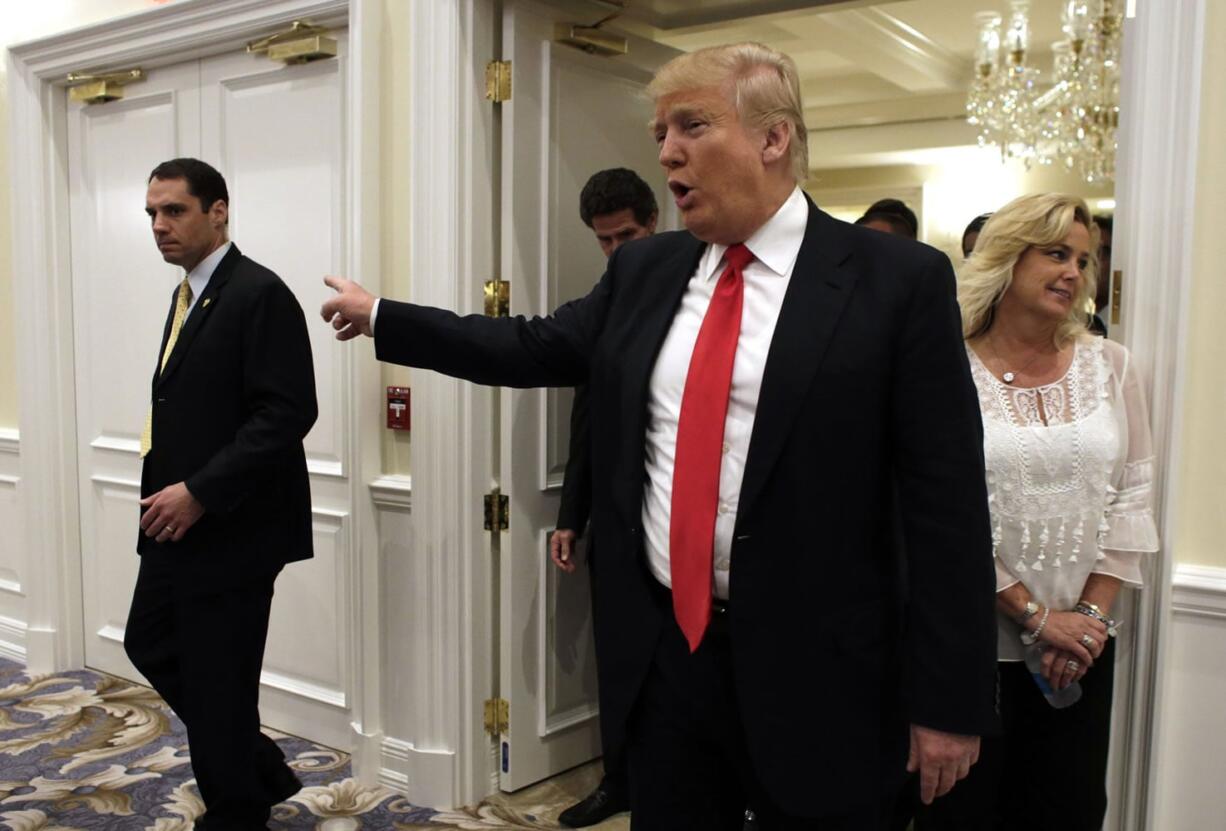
[
  {"xmin": 1112, "ymin": 1, "xmax": 1205, "ymax": 828},
  {"xmin": 6, "ymin": 0, "xmax": 388, "ymax": 778}
]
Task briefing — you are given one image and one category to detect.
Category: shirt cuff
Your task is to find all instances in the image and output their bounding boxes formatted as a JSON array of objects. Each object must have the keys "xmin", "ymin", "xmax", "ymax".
[{"xmin": 370, "ymin": 297, "xmax": 380, "ymax": 336}]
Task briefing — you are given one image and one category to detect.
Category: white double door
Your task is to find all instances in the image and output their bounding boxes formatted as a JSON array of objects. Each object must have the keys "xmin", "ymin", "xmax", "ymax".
[
  {"xmin": 67, "ymin": 34, "xmax": 356, "ymax": 749},
  {"xmin": 495, "ymin": 0, "xmax": 680, "ymax": 790}
]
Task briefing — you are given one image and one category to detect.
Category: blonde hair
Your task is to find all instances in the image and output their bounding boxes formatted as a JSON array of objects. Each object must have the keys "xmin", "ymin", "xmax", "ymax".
[
  {"xmin": 647, "ymin": 42, "xmax": 809, "ymax": 183},
  {"xmin": 959, "ymin": 193, "xmax": 1099, "ymax": 347}
]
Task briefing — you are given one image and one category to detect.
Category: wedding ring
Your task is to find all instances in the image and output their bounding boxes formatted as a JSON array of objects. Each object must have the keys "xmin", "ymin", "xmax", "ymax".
[
  {"xmin": 165, "ymin": 526, "xmax": 176, "ymax": 535},
  {"xmin": 1066, "ymin": 660, "xmax": 1080, "ymax": 672},
  {"xmin": 1081, "ymin": 634, "xmax": 1096, "ymax": 648}
]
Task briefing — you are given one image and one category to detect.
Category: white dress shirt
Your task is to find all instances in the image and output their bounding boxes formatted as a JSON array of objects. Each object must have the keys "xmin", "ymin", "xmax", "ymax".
[
  {"xmin": 185, "ymin": 241, "xmax": 232, "ymax": 317},
  {"xmin": 642, "ymin": 186, "xmax": 808, "ymax": 600}
]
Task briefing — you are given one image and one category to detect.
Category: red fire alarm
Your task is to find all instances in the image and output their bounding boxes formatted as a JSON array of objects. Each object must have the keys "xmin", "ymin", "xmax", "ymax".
[{"xmin": 387, "ymin": 386, "xmax": 410, "ymax": 431}]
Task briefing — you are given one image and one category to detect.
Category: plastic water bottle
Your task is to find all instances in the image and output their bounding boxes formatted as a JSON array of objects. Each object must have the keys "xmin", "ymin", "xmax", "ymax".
[{"xmin": 1024, "ymin": 643, "xmax": 1082, "ymax": 708}]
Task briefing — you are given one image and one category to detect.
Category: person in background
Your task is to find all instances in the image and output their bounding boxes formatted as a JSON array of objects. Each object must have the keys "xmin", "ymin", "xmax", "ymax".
[
  {"xmin": 552, "ymin": 167, "xmax": 656, "ymax": 828},
  {"xmin": 855, "ymin": 197, "xmax": 919, "ymax": 239},
  {"xmin": 1088, "ymin": 214, "xmax": 1113, "ymax": 336},
  {"xmin": 962, "ymin": 213, "xmax": 993, "ymax": 259},
  {"xmin": 908, "ymin": 193, "xmax": 1158, "ymax": 830}
]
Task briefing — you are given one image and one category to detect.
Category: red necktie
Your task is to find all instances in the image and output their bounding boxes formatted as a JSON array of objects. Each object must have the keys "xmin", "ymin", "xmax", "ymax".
[{"xmin": 670, "ymin": 243, "xmax": 753, "ymax": 652}]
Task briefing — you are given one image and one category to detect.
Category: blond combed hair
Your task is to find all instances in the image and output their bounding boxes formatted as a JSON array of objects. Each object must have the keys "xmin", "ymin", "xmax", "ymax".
[
  {"xmin": 647, "ymin": 42, "xmax": 810, "ymax": 183},
  {"xmin": 959, "ymin": 193, "xmax": 1099, "ymax": 347}
]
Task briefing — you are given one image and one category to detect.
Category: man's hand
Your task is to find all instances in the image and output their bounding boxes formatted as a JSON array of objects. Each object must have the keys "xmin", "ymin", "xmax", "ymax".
[
  {"xmin": 906, "ymin": 724, "xmax": 980, "ymax": 805},
  {"xmin": 321, "ymin": 275, "xmax": 375, "ymax": 341},
  {"xmin": 139, "ymin": 482, "xmax": 205, "ymax": 544},
  {"xmin": 550, "ymin": 529, "xmax": 578, "ymax": 573}
]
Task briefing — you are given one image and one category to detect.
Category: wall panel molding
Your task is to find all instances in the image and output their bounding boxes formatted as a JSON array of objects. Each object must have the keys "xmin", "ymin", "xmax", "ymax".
[{"xmin": 1172, "ymin": 564, "xmax": 1226, "ymax": 620}]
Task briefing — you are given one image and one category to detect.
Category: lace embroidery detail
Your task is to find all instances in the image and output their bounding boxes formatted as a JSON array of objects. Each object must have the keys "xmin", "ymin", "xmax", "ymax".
[{"xmin": 970, "ymin": 338, "xmax": 1120, "ymax": 577}]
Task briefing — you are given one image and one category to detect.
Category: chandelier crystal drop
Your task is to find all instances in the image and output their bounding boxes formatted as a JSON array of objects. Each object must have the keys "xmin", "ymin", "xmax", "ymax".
[{"xmin": 967, "ymin": 0, "xmax": 1123, "ymax": 183}]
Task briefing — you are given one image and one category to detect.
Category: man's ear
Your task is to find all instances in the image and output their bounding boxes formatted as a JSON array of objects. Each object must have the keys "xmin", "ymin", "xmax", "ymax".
[
  {"xmin": 761, "ymin": 121, "xmax": 791, "ymax": 167},
  {"xmin": 647, "ymin": 211, "xmax": 658, "ymax": 234},
  {"xmin": 211, "ymin": 199, "xmax": 229, "ymax": 230}
]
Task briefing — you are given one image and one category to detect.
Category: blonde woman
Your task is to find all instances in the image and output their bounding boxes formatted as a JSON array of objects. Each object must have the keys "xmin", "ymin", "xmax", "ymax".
[{"xmin": 912, "ymin": 194, "xmax": 1158, "ymax": 830}]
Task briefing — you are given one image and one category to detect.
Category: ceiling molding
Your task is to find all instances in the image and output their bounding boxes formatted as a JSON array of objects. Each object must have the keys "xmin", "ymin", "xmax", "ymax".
[
  {"xmin": 804, "ymin": 91, "xmax": 968, "ymax": 130},
  {"xmin": 789, "ymin": 7, "xmax": 968, "ymax": 95},
  {"xmin": 560, "ymin": 0, "xmax": 870, "ymax": 35}
]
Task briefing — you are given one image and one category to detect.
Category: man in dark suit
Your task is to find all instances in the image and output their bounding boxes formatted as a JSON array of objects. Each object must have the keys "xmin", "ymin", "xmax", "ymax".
[
  {"xmin": 552, "ymin": 168, "xmax": 657, "ymax": 828},
  {"xmin": 126, "ymin": 158, "xmax": 318, "ymax": 831},
  {"xmin": 322, "ymin": 42, "xmax": 996, "ymax": 830}
]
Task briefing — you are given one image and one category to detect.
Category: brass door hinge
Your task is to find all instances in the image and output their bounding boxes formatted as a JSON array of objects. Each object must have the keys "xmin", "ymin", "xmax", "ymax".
[
  {"xmin": 483, "ymin": 697, "xmax": 509, "ymax": 735},
  {"xmin": 66, "ymin": 68, "xmax": 144, "ymax": 104},
  {"xmin": 484, "ymin": 280, "xmax": 510, "ymax": 318},
  {"xmin": 484, "ymin": 490, "xmax": 510, "ymax": 532},
  {"xmin": 485, "ymin": 60, "xmax": 512, "ymax": 103}
]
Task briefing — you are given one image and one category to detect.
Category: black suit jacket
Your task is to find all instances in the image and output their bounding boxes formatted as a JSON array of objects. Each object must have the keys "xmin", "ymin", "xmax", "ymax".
[
  {"xmin": 375, "ymin": 200, "xmax": 997, "ymax": 814},
  {"xmin": 555, "ymin": 385, "xmax": 592, "ymax": 534},
  {"xmin": 139, "ymin": 245, "xmax": 317, "ymax": 576}
]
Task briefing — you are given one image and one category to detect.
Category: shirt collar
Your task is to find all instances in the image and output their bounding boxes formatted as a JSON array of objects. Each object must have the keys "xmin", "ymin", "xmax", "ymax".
[
  {"xmin": 698, "ymin": 186, "xmax": 808, "ymax": 281},
  {"xmin": 186, "ymin": 240, "xmax": 232, "ymax": 299}
]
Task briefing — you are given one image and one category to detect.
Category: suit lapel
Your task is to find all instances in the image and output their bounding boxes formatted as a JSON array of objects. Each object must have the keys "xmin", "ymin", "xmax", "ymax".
[
  {"xmin": 613, "ymin": 234, "xmax": 706, "ymax": 523},
  {"xmin": 155, "ymin": 244, "xmax": 242, "ymax": 390},
  {"xmin": 736, "ymin": 200, "xmax": 858, "ymax": 526}
]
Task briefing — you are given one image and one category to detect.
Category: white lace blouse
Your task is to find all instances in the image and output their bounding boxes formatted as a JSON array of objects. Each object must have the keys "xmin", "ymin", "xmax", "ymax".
[{"xmin": 968, "ymin": 336, "xmax": 1159, "ymax": 661}]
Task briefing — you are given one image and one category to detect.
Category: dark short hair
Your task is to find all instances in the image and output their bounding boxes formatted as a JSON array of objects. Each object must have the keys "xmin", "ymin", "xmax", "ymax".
[
  {"xmin": 855, "ymin": 198, "xmax": 918, "ymax": 239},
  {"xmin": 148, "ymin": 158, "xmax": 229, "ymax": 217},
  {"xmin": 579, "ymin": 168, "xmax": 658, "ymax": 228},
  {"xmin": 962, "ymin": 212, "xmax": 993, "ymax": 255}
]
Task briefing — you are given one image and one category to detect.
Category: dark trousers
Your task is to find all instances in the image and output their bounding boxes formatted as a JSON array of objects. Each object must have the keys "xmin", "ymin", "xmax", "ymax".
[
  {"xmin": 124, "ymin": 554, "xmax": 297, "ymax": 830},
  {"xmin": 897, "ymin": 638, "xmax": 1116, "ymax": 831},
  {"xmin": 627, "ymin": 584, "xmax": 887, "ymax": 831}
]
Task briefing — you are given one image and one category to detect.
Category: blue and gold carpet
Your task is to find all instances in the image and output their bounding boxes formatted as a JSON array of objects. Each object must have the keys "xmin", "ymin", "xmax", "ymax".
[{"xmin": 0, "ymin": 659, "xmax": 612, "ymax": 830}]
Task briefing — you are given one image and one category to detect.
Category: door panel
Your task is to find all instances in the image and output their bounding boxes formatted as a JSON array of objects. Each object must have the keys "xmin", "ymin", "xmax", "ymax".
[
  {"xmin": 69, "ymin": 60, "xmax": 202, "ymax": 682},
  {"xmin": 199, "ymin": 34, "xmax": 352, "ymax": 745},
  {"xmin": 499, "ymin": 0, "xmax": 679, "ymax": 790}
]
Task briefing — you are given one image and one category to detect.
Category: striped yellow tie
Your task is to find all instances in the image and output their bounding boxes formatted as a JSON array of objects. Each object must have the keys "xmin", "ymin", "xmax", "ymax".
[{"xmin": 139, "ymin": 278, "xmax": 193, "ymax": 458}]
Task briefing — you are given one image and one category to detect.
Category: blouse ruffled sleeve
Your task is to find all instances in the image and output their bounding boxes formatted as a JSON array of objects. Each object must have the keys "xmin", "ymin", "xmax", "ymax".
[{"xmin": 1095, "ymin": 345, "xmax": 1160, "ymax": 586}]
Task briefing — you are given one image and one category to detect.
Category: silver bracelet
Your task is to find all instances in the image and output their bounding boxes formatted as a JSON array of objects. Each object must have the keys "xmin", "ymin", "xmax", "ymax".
[{"xmin": 1020, "ymin": 605, "xmax": 1050, "ymax": 646}]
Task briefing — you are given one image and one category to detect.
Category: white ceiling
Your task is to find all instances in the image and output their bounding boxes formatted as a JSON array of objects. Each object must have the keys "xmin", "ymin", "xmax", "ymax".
[{"xmin": 577, "ymin": 0, "xmax": 1081, "ymax": 165}]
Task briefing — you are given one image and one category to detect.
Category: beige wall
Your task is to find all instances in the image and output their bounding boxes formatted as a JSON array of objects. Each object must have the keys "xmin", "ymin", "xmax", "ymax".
[
  {"xmin": 1173, "ymin": 0, "xmax": 1226, "ymax": 569},
  {"xmin": 379, "ymin": 0, "xmax": 412, "ymax": 474}
]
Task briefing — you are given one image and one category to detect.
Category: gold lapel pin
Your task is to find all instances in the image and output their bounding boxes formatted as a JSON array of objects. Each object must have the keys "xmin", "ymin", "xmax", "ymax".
[{"xmin": 202, "ymin": 298, "xmax": 213, "ymax": 308}]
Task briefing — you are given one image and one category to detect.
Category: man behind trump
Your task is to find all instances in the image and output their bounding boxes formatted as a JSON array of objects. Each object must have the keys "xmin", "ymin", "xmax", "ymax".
[{"xmin": 322, "ymin": 42, "xmax": 997, "ymax": 830}]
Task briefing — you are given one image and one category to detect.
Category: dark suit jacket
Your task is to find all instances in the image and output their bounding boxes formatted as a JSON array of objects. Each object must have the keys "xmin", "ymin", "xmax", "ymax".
[
  {"xmin": 374, "ymin": 200, "xmax": 997, "ymax": 814},
  {"xmin": 555, "ymin": 385, "xmax": 592, "ymax": 534},
  {"xmin": 139, "ymin": 244, "xmax": 318, "ymax": 576}
]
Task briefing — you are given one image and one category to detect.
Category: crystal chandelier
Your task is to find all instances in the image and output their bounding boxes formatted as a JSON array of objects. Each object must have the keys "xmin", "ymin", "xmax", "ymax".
[{"xmin": 967, "ymin": 0, "xmax": 1123, "ymax": 184}]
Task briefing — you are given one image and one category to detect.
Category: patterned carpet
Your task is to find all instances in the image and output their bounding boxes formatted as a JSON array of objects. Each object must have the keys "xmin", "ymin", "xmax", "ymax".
[{"xmin": 0, "ymin": 659, "xmax": 617, "ymax": 830}]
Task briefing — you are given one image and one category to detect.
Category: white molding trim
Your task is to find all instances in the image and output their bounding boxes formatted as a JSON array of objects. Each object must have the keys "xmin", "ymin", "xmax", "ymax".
[
  {"xmin": 1112, "ymin": 1, "xmax": 1207, "ymax": 828},
  {"xmin": 1172, "ymin": 564, "xmax": 1226, "ymax": 621},
  {"xmin": 0, "ymin": 615, "xmax": 28, "ymax": 663},
  {"xmin": 0, "ymin": 430, "xmax": 18, "ymax": 455},
  {"xmin": 379, "ymin": 736, "xmax": 457, "ymax": 806},
  {"xmin": 369, "ymin": 475, "xmax": 413, "ymax": 511},
  {"xmin": 404, "ymin": 0, "xmax": 498, "ymax": 808},
  {"xmin": 89, "ymin": 435, "xmax": 141, "ymax": 455},
  {"xmin": 260, "ymin": 668, "xmax": 347, "ymax": 709},
  {"xmin": 5, "ymin": 0, "xmax": 384, "ymax": 786}
]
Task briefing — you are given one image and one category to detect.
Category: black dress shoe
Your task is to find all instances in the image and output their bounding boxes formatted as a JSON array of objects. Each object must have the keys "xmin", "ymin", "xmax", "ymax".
[{"xmin": 557, "ymin": 782, "xmax": 630, "ymax": 827}]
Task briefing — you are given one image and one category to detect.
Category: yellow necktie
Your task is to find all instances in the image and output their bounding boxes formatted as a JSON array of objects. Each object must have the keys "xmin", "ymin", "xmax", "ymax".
[{"xmin": 139, "ymin": 278, "xmax": 193, "ymax": 458}]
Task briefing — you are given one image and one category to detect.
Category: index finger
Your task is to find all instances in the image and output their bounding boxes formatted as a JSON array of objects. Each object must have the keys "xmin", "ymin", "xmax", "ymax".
[{"xmin": 920, "ymin": 763, "xmax": 939, "ymax": 805}]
